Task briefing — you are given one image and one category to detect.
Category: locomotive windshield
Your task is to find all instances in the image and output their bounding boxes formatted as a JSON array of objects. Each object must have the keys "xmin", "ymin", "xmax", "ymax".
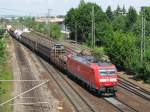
[
  {"xmin": 108, "ymin": 70, "xmax": 116, "ymax": 75},
  {"xmin": 99, "ymin": 70, "xmax": 116, "ymax": 76},
  {"xmin": 100, "ymin": 70, "xmax": 107, "ymax": 76}
]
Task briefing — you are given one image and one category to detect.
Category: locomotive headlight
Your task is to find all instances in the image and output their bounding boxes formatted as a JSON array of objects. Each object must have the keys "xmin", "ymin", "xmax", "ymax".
[
  {"xmin": 109, "ymin": 78, "xmax": 117, "ymax": 82},
  {"xmin": 99, "ymin": 79, "xmax": 107, "ymax": 82},
  {"xmin": 99, "ymin": 78, "xmax": 117, "ymax": 82}
]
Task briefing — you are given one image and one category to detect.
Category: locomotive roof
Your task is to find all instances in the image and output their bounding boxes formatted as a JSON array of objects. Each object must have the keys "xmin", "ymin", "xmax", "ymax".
[{"xmin": 72, "ymin": 55, "xmax": 112, "ymax": 66}]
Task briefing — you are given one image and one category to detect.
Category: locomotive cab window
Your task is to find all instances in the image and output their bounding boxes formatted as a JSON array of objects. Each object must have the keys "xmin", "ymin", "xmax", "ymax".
[
  {"xmin": 99, "ymin": 70, "xmax": 107, "ymax": 76},
  {"xmin": 99, "ymin": 70, "xmax": 116, "ymax": 76},
  {"xmin": 108, "ymin": 70, "xmax": 116, "ymax": 76}
]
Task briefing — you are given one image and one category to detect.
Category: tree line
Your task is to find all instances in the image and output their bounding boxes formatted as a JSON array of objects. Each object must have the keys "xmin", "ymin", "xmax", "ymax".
[
  {"xmin": 0, "ymin": 29, "xmax": 6, "ymax": 66},
  {"xmin": 0, "ymin": 26, "xmax": 13, "ymax": 111},
  {"xmin": 65, "ymin": 0, "xmax": 150, "ymax": 83},
  {"xmin": 0, "ymin": 28, "xmax": 7, "ymax": 98}
]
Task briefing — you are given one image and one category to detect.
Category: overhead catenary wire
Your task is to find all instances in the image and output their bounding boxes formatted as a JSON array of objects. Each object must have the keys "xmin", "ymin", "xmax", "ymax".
[
  {"xmin": 0, "ymin": 8, "xmax": 31, "ymax": 15},
  {"xmin": 0, "ymin": 80, "xmax": 50, "ymax": 106},
  {"xmin": 0, "ymin": 8, "xmax": 39, "ymax": 16},
  {"xmin": 0, "ymin": 8, "xmax": 27, "ymax": 13}
]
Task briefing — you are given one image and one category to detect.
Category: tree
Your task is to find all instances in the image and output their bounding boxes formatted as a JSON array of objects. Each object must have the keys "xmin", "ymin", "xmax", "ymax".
[
  {"xmin": 106, "ymin": 32, "xmax": 140, "ymax": 72},
  {"xmin": 0, "ymin": 29, "xmax": 5, "ymax": 36},
  {"xmin": 106, "ymin": 6, "xmax": 113, "ymax": 21},
  {"xmin": 114, "ymin": 5, "xmax": 122, "ymax": 16},
  {"xmin": 65, "ymin": 2, "xmax": 108, "ymax": 45},
  {"xmin": 50, "ymin": 23, "xmax": 61, "ymax": 39},
  {"xmin": 141, "ymin": 37, "xmax": 150, "ymax": 82},
  {"xmin": 125, "ymin": 7, "xmax": 137, "ymax": 32},
  {"xmin": 65, "ymin": 8, "xmax": 78, "ymax": 31},
  {"xmin": 144, "ymin": 7, "xmax": 150, "ymax": 21},
  {"xmin": 132, "ymin": 17, "xmax": 141, "ymax": 36},
  {"xmin": 23, "ymin": 17, "xmax": 35, "ymax": 28},
  {"xmin": 33, "ymin": 23, "xmax": 45, "ymax": 32},
  {"xmin": 65, "ymin": 2, "xmax": 150, "ymax": 82},
  {"xmin": 0, "ymin": 39, "xmax": 6, "ymax": 65},
  {"xmin": 112, "ymin": 16, "xmax": 125, "ymax": 32},
  {"xmin": 122, "ymin": 5, "xmax": 126, "ymax": 15},
  {"xmin": 0, "ymin": 18, "xmax": 4, "ymax": 23},
  {"xmin": 77, "ymin": 3, "xmax": 107, "ymax": 42},
  {"xmin": 145, "ymin": 21, "xmax": 150, "ymax": 36},
  {"xmin": 65, "ymin": 8, "xmax": 79, "ymax": 40},
  {"xmin": 79, "ymin": 0, "xmax": 85, "ymax": 8},
  {"xmin": 18, "ymin": 17, "xmax": 23, "ymax": 22},
  {"xmin": 95, "ymin": 22, "xmax": 113, "ymax": 45}
]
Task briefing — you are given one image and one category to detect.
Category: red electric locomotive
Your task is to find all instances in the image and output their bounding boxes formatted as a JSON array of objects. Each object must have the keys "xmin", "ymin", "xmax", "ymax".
[
  {"xmin": 67, "ymin": 54, "xmax": 117, "ymax": 95},
  {"xmin": 7, "ymin": 25, "xmax": 118, "ymax": 96}
]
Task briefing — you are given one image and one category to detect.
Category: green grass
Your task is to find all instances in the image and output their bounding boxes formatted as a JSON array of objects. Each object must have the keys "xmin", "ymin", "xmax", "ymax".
[
  {"xmin": 0, "ymin": 37, "xmax": 13, "ymax": 112},
  {"xmin": 0, "ymin": 64, "xmax": 13, "ymax": 112}
]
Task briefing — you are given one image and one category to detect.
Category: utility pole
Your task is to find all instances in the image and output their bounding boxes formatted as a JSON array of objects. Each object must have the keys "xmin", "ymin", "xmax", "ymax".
[
  {"xmin": 143, "ymin": 9, "xmax": 146, "ymax": 57},
  {"xmin": 47, "ymin": 9, "xmax": 52, "ymax": 37},
  {"xmin": 141, "ymin": 7, "xmax": 146, "ymax": 65},
  {"xmin": 75, "ymin": 22, "xmax": 77, "ymax": 45},
  {"xmin": 91, "ymin": 6, "xmax": 95, "ymax": 49}
]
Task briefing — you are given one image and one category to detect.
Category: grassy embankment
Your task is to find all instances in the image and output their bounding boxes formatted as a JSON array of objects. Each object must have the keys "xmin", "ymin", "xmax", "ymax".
[{"xmin": 0, "ymin": 28, "xmax": 13, "ymax": 112}]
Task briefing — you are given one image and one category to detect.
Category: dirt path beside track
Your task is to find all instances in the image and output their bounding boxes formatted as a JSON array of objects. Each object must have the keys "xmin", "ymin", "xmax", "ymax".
[{"xmin": 10, "ymin": 38, "xmax": 59, "ymax": 112}]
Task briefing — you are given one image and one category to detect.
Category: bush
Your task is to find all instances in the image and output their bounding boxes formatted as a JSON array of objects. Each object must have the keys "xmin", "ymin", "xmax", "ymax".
[
  {"xmin": 106, "ymin": 32, "xmax": 140, "ymax": 71},
  {"xmin": 49, "ymin": 23, "xmax": 62, "ymax": 39},
  {"xmin": 0, "ymin": 38, "xmax": 6, "ymax": 66},
  {"xmin": 91, "ymin": 47, "xmax": 110, "ymax": 62}
]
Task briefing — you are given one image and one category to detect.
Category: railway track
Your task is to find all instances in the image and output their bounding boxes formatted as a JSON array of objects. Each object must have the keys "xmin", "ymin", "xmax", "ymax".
[
  {"xmin": 32, "ymin": 31, "xmax": 150, "ymax": 102},
  {"xmin": 118, "ymin": 76, "xmax": 150, "ymax": 101},
  {"xmin": 104, "ymin": 97, "xmax": 138, "ymax": 112},
  {"xmin": 13, "ymin": 39, "xmax": 51, "ymax": 112},
  {"xmin": 23, "ymin": 30, "xmax": 150, "ymax": 101},
  {"xmin": 36, "ymin": 53, "xmax": 140, "ymax": 112},
  {"xmin": 29, "ymin": 31, "xmax": 150, "ymax": 110},
  {"xmin": 10, "ymin": 29, "xmax": 150, "ymax": 112},
  {"xmin": 52, "ymin": 41, "xmax": 150, "ymax": 102},
  {"xmin": 37, "ymin": 56, "xmax": 96, "ymax": 112}
]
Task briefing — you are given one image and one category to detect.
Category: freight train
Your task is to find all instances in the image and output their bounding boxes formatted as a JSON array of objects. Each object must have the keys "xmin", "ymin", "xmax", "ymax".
[{"xmin": 7, "ymin": 25, "xmax": 118, "ymax": 96}]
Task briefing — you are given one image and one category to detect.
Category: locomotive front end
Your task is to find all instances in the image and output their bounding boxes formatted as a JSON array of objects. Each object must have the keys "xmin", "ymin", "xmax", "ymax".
[{"xmin": 98, "ymin": 65, "xmax": 118, "ymax": 95}]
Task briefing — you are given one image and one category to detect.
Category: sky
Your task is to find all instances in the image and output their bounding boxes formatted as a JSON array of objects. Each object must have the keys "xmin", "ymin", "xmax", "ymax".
[{"xmin": 0, "ymin": 0, "xmax": 150, "ymax": 16}]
